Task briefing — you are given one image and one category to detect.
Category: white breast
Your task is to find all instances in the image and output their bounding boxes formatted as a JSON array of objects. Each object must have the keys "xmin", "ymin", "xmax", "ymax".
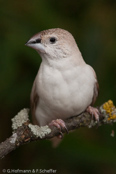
[{"xmin": 35, "ymin": 62, "xmax": 95, "ymax": 126}]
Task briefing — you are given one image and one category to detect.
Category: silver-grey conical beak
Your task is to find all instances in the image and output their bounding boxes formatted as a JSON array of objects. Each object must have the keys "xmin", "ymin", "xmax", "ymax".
[{"xmin": 25, "ymin": 38, "xmax": 46, "ymax": 53}]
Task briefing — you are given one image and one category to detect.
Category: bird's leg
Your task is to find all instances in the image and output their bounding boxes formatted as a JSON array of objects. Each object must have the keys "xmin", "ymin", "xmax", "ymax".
[
  {"xmin": 49, "ymin": 119, "xmax": 68, "ymax": 138},
  {"xmin": 86, "ymin": 106, "xmax": 99, "ymax": 121}
]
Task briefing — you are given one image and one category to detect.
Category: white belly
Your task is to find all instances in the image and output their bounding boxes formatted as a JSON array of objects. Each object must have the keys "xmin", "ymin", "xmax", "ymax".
[{"xmin": 35, "ymin": 64, "xmax": 95, "ymax": 126}]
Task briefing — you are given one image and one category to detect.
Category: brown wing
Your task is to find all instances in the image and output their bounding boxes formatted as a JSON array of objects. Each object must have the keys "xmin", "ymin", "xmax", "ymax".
[
  {"xmin": 88, "ymin": 65, "xmax": 99, "ymax": 106},
  {"xmin": 30, "ymin": 78, "xmax": 39, "ymax": 125},
  {"xmin": 91, "ymin": 80, "xmax": 99, "ymax": 105},
  {"xmin": 91, "ymin": 69, "xmax": 99, "ymax": 105}
]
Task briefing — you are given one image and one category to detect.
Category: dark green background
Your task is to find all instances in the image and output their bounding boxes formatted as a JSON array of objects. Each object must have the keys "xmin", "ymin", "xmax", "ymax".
[{"xmin": 0, "ymin": 0, "xmax": 116, "ymax": 173}]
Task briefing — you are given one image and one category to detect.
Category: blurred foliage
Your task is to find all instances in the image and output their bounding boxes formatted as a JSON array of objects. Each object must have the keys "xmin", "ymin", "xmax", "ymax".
[{"xmin": 0, "ymin": 0, "xmax": 116, "ymax": 173}]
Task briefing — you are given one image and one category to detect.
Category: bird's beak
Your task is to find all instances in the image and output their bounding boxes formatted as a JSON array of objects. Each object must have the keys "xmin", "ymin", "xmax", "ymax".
[{"xmin": 25, "ymin": 39, "xmax": 46, "ymax": 53}]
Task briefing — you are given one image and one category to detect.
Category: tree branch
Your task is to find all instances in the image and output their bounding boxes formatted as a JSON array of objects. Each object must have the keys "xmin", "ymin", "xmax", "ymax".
[{"xmin": 0, "ymin": 100, "xmax": 116, "ymax": 159}]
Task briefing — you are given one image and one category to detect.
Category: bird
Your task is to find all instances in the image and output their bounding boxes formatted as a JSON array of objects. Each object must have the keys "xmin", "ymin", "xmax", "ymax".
[{"xmin": 25, "ymin": 28, "xmax": 99, "ymax": 137}]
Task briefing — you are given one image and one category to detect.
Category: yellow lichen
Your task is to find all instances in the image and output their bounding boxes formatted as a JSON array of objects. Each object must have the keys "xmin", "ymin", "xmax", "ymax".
[{"xmin": 103, "ymin": 100, "xmax": 116, "ymax": 121}]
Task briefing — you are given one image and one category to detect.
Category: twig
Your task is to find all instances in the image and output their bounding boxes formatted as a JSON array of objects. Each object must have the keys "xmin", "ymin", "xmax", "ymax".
[{"xmin": 0, "ymin": 100, "xmax": 116, "ymax": 159}]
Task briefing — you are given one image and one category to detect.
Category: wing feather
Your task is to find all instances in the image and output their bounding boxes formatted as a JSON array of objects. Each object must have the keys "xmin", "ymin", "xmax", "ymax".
[
  {"xmin": 91, "ymin": 67, "xmax": 99, "ymax": 105},
  {"xmin": 91, "ymin": 80, "xmax": 99, "ymax": 105}
]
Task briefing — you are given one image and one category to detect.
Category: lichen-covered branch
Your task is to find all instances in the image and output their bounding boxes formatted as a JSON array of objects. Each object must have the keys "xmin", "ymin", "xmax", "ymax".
[{"xmin": 0, "ymin": 100, "xmax": 116, "ymax": 159}]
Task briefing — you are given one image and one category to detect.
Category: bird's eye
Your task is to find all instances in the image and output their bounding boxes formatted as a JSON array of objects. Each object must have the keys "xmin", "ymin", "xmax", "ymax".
[
  {"xmin": 36, "ymin": 38, "xmax": 41, "ymax": 43},
  {"xmin": 49, "ymin": 37, "xmax": 57, "ymax": 44}
]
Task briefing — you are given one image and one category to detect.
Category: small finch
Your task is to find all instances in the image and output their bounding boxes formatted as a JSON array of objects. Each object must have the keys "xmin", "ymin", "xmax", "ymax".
[{"xmin": 26, "ymin": 28, "xmax": 99, "ymax": 135}]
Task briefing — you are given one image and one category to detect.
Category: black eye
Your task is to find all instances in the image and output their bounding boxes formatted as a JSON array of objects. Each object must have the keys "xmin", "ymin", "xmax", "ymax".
[
  {"xmin": 36, "ymin": 38, "xmax": 41, "ymax": 43},
  {"xmin": 50, "ymin": 37, "xmax": 57, "ymax": 44}
]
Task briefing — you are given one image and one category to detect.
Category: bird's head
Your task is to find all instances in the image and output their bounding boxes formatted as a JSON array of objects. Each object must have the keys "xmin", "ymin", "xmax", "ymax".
[{"xmin": 25, "ymin": 28, "xmax": 79, "ymax": 60}]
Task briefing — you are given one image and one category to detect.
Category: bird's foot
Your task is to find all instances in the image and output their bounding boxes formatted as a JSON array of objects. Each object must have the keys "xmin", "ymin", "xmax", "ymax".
[
  {"xmin": 86, "ymin": 106, "xmax": 100, "ymax": 121},
  {"xmin": 49, "ymin": 119, "xmax": 68, "ymax": 139}
]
